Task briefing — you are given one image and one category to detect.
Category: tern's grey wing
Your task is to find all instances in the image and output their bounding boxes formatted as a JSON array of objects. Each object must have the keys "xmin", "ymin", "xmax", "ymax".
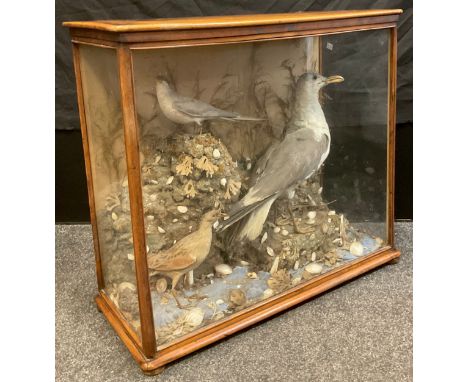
[
  {"xmin": 174, "ymin": 96, "xmax": 240, "ymax": 119},
  {"xmin": 243, "ymin": 128, "xmax": 328, "ymax": 204}
]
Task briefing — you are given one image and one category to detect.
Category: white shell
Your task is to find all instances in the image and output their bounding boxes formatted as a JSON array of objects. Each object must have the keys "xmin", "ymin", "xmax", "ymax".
[
  {"xmin": 111, "ymin": 212, "xmax": 118, "ymax": 221},
  {"xmin": 157, "ymin": 226, "xmax": 166, "ymax": 233},
  {"xmin": 177, "ymin": 205, "xmax": 188, "ymax": 213},
  {"xmin": 307, "ymin": 211, "xmax": 317, "ymax": 220},
  {"xmin": 215, "ymin": 264, "xmax": 233, "ymax": 276},
  {"xmin": 292, "ymin": 277, "xmax": 302, "ymax": 286},
  {"xmin": 154, "ymin": 155, "xmax": 161, "ymax": 164},
  {"xmin": 155, "ymin": 278, "xmax": 167, "ymax": 293},
  {"xmin": 127, "ymin": 253, "xmax": 134, "ymax": 261},
  {"xmin": 293, "ymin": 260, "xmax": 299, "ymax": 270},
  {"xmin": 122, "ymin": 178, "xmax": 128, "ymax": 187},
  {"xmin": 328, "ymin": 210, "xmax": 336, "ymax": 215},
  {"xmin": 172, "ymin": 218, "xmax": 178, "ymax": 223},
  {"xmin": 318, "ymin": 187, "xmax": 323, "ymax": 194},
  {"xmin": 147, "ymin": 215, "xmax": 155, "ymax": 221},
  {"xmin": 212, "ymin": 148, "xmax": 221, "ymax": 159},
  {"xmin": 166, "ymin": 176, "xmax": 174, "ymax": 185},
  {"xmin": 263, "ymin": 289, "xmax": 274, "ymax": 299},
  {"xmin": 273, "ymin": 227, "xmax": 281, "ymax": 233},
  {"xmin": 281, "ymin": 229, "xmax": 289, "ymax": 236},
  {"xmin": 270, "ymin": 256, "xmax": 280, "ymax": 274},
  {"xmin": 246, "ymin": 162, "xmax": 252, "ymax": 170},
  {"xmin": 266, "ymin": 246, "xmax": 275, "ymax": 257},
  {"xmin": 327, "ymin": 218, "xmax": 332, "ymax": 223},
  {"xmin": 220, "ymin": 178, "xmax": 227, "ymax": 187},
  {"xmin": 215, "ymin": 299, "xmax": 224, "ymax": 305},
  {"xmin": 261, "ymin": 232, "xmax": 268, "ymax": 243},
  {"xmin": 350, "ymin": 241, "xmax": 364, "ymax": 256},
  {"xmin": 150, "ymin": 194, "xmax": 157, "ymax": 201},
  {"xmin": 305, "ymin": 263, "xmax": 323, "ymax": 275},
  {"xmin": 311, "ymin": 252, "xmax": 317, "ymax": 262},
  {"xmin": 240, "ymin": 260, "xmax": 249, "ymax": 266},
  {"xmin": 146, "ymin": 245, "xmax": 149, "ymax": 253},
  {"xmin": 184, "ymin": 307, "xmax": 204, "ymax": 327}
]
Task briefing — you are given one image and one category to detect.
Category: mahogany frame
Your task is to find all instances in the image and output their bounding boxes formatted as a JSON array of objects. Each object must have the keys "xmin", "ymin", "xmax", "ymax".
[{"xmin": 65, "ymin": 9, "xmax": 402, "ymax": 374}]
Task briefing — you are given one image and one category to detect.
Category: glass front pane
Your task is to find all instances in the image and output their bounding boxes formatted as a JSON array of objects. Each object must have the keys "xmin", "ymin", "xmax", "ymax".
[
  {"xmin": 132, "ymin": 29, "xmax": 389, "ymax": 347},
  {"xmin": 79, "ymin": 44, "xmax": 140, "ymax": 336}
]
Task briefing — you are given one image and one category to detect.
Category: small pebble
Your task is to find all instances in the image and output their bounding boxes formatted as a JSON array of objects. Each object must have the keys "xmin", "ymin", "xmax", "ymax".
[
  {"xmin": 172, "ymin": 218, "xmax": 178, "ymax": 223},
  {"xmin": 307, "ymin": 211, "xmax": 317, "ymax": 220},
  {"xmin": 157, "ymin": 226, "xmax": 165, "ymax": 234},
  {"xmin": 350, "ymin": 241, "xmax": 364, "ymax": 256},
  {"xmin": 212, "ymin": 148, "xmax": 221, "ymax": 159},
  {"xmin": 305, "ymin": 263, "xmax": 323, "ymax": 275},
  {"xmin": 281, "ymin": 229, "xmax": 289, "ymax": 236},
  {"xmin": 220, "ymin": 178, "xmax": 227, "ymax": 187},
  {"xmin": 166, "ymin": 176, "xmax": 174, "ymax": 185},
  {"xmin": 292, "ymin": 277, "xmax": 302, "ymax": 286},
  {"xmin": 177, "ymin": 206, "xmax": 188, "ymax": 213},
  {"xmin": 273, "ymin": 227, "xmax": 281, "ymax": 233}
]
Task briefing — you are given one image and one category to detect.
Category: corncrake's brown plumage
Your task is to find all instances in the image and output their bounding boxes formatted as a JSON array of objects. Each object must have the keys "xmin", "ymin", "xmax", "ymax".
[{"xmin": 147, "ymin": 209, "xmax": 222, "ymax": 291}]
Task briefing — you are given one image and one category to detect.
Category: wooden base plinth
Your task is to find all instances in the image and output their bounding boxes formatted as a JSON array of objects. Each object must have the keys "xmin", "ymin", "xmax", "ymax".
[{"xmin": 96, "ymin": 247, "xmax": 400, "ymax": 375}]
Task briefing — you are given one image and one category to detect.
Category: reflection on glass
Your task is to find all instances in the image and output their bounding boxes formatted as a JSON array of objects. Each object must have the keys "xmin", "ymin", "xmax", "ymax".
[{"xmin": 80, "ymin": 45, "xmax": 141, "ymax": 336}]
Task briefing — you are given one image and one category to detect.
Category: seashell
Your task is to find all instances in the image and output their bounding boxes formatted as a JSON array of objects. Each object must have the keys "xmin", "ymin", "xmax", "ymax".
[
  {"xmin": 150, "ymin": 194, "xmax": 157, "ymax": 201},
  {"xmin": 212, "ymin": 220, "xmax": 220, "ymax": 229},
  {"xmin": 184, "ymin": 307, "xmax": 204, "ymax": 327},
  {"xmin": 311, "ymin": 252, "xmax": 317, "ymax": 261},
  {"xmin": 318, "ymin": 187, "xmax": 323, "ymax": 194},
  {"xmin": 328, "ymin": 218, "xmax": 332, "ymax": 223},
  {"xmin": 157, "ymin": 226, "xmax": 166, "ymax": 234},
  {"xmin": 212, "ymin": 148, "xmax": 221, "ymax": 159},
  {"xmin": 147, "ymin": 215, "xmax": 155, "ymax": 221},
  {"xmin": 177, "ymin": 206, "xmax": 188, "ymax": 213},
  {"xmin": 281, "ymin": 229, "xmax": 289, "ymax": 236},
  {"xmin": 214, "ymin": 200, "xmax": 220, "ymax": 208},
  {"xmin": 229, "ymin": 289, "xmax": 246, "ymax": 306},
  {"xmin": 292, "ymin": 277, "xmax": 302, "ymax": 286},
  {"xmin": 154, "ymin": 155, "xmax": 161, "ymax": 164},
  {"xmin": 350, "ymin": 241, "xmax": 364, "ymax": 256},
  {"xmin": 215, "ymin": 264, "xmax": 232, "ymax": 276},
  {"xmin": 307, "ymin": 211, "xmax": 317, "ymax": 220},
  {"xmin": 270, "ymin": 256, "xmax": 280, "ymax": 274},
  {"xmin": 146, "ymin": 245, "xmax": 149, "ymax": 253},
  {"xmin": 127, "ymin": 253, "xmax": 134, "ymax": 261},
  {"xmin": 247, "ymin": 272, "xmax": 257, "ymax": 279},
  {"xmin": 240, "ymin": 260, "xmax": 249, "ymax": 266},
  {"xmin": 261, "ymin": 232, "xmax": 268, "ymax": 243},
  {"xmin": 149, "ymin": 179, "xmax": 158, "ymax": 185},
  {"xmin": 215, "ymin": 299, "xmax": 224, "ymax": 305},
  {"xmin": 273, "ymin": 227, "xmax": 281, "ymax": 233},
  {"xmin": 266, "ymin": 246, "xmax": 275, "ymax": 257},
  {"xmin": 172, "ymin": 218, "xmax": 178, "ymax": 223},
  {"xmin": 173, "ymin": 240, "xmax": 177, "ymax": 244},
  {"xmin": 246, "ymin": 162, "xmax": 252, "ymax": 170},
  {"xmin": 111, "ymin": 212, "xmax": 118, "ymax": 221},
  {"xmin": 166, "ymin": 176, "xmax": 174, "ymax": 185},
  {"xmin": 293, "ymin": 260, "xmax": 299, "ymax": 270},
  {"xmin": 305, "ymin": 263, "xmax": 323, "ymax": 275},
  {"xmin": 206, "ymin": 273, "xmax": 214, "ymax": 278},
  {"xmin": 155, "ymin": 278, "xmax": 167, "ymax": 293},
  {"xmin": 263, "ymin": 288, "xmax": 274, "ymax": 299},
  {"xmin": 188, "ymin": 226, "xmax": 193, "ymax": 231},
  {"xmin": 328, "ymin": 210, "xmax": 336, "ymax": 216},
  {"xmin": 118, "ymin": 282, "xmax": 136, "ymax": 293}
]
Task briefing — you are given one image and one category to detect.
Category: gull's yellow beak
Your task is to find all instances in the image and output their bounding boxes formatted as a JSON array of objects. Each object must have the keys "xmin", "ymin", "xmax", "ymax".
[{"xmin": 326, "ymin": 75, "xmax": 344, "ymax": 84}]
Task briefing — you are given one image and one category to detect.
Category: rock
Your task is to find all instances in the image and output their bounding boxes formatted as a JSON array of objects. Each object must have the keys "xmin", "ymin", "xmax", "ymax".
[
  {"xmin": 229, "ymin": 289, "xmax": 246, "ymax": 306},
  {"xmin": 215, "ymin": 264, "xmax": 232, "ymax": 276},
  {"xmin": 177, "ymin": 205, "xmax": 188, "ymax": 213},
  {"xmin": 305, "ymin": 263, "xmax": 323, "ymax": 275},
  {"xmin": 212, "ymin": 148, "xmax": 221, "ymax": 159},
  {"xmin": 350, "ymin": 241, "xmax": 364, "ymax": 256}
]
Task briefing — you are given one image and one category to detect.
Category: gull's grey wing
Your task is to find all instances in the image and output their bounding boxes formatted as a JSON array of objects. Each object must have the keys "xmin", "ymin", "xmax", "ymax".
[
  {"xmin": 173, "ymin": 95, "xmax": 240, "ymax": 119},
  {"xmin": 241, "ymin": 128, "xmax": 328, "ymax": 205}
]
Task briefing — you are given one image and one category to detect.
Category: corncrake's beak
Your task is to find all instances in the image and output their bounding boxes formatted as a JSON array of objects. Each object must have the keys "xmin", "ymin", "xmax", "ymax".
[{"xmin": 326, "ymin": 75, "xmax": 344, "ymax": 84}]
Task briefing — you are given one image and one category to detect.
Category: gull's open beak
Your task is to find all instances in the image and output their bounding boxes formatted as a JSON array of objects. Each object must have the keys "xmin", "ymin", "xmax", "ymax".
[{"xmin": 326, "ymin": 75, "xmax": 344, "ymax": 84}]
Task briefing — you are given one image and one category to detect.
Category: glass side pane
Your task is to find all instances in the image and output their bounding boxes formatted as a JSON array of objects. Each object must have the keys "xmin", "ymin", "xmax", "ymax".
[
  {"xmin": 79, "ymin": 44, "xmax": 141, "ymax": 336},
  {"xmin": 131, "ymin": 30, "xmax": 389, "ymax": 347}
]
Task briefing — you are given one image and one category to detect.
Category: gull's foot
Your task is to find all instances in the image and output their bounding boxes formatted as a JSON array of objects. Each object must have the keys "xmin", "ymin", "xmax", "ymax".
[{"xmin": 171, "ymin": 289, "xmax": 190, "ymax": 310}]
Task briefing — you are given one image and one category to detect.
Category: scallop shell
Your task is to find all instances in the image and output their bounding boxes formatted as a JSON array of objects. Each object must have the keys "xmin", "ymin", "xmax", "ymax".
[{"xmin": 184, "ymin": 307, "xmax": 204, "ymax": 327}]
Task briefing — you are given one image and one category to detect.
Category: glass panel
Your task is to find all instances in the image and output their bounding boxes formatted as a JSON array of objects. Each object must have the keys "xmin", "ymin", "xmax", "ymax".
[
  {"xmin": 79, "ymin": 44, "xmax": 141, "ymax": 336},
  {"xmin": 132, "ymin": 29, "xmax": 388, "ymax": 347}
]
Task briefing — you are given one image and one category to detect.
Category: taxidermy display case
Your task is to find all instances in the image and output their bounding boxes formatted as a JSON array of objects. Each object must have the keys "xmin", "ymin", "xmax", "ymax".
[{"xmin": 64, "ymin": 9, "xmax": 402, "ymax": 374}]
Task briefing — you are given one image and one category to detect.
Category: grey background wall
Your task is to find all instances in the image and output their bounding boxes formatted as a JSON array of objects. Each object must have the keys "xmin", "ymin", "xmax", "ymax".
[{"xmin": 55, "ymin": 0, "xmax": 413, "ymax": 222}]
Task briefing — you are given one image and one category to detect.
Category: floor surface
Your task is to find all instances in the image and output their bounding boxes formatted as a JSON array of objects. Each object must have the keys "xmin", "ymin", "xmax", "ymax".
[{"xmin": 56, "ymin": 222, "xmax": 412, "ymax": 382}]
